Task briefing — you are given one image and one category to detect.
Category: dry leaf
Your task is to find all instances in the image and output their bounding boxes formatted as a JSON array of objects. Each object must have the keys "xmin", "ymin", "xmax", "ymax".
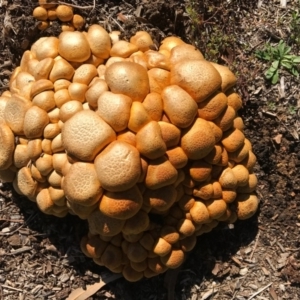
[
  {"xmin": 66, "ymin": 273, "xmax": 122, "ymax": 300},
  {"xmin": 273, "ymin": 134, "xmax": 282, "ymax": 144}
]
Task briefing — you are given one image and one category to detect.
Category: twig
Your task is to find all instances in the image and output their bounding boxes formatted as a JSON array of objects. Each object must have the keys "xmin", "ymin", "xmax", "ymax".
[
  {"xmin": 0, "ymin": 218, "xmax": 24, "ymax": 223},
  {"xmin": 250, "ymin": 231, "xmax": 260, "ymax": 260},
  {"xmin": 265, "ymin": 256, "xmax": 276, "ymax": 272},
  {"xmin": 247, "ymin": 282, "xmax": 273, "ymax": 300},
  {"xmin": 58, "ymin": 0, "xmax": 95, "ymax": 9},
  {"xmin": 7, "ymin": 246, "xmax": 32, "ymax": 256},
  {"xmin": 1, "ymin": 285, "xmax": 24, "ymax": 292}
]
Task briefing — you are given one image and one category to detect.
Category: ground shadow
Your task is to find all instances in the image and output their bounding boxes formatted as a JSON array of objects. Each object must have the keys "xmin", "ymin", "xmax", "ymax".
[{"xmin": 3, "ymin": 183, "xmax": 259, "ymax": 300}]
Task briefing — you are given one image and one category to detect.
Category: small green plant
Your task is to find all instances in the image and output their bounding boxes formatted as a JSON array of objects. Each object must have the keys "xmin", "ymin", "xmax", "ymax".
[{"xmin": 255, "ymin": 40, "xmax": 300, "ymax": 84}]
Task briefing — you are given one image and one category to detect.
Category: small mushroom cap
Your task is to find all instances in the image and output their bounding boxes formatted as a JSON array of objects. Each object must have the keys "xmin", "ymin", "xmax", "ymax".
[
  {"xmin": 32, "ymin": 91, "xmax": 56, "ymax": 112},
  {"xmin": 205, "ymin": 199, "xmax": 227, "ymax": 219},
  {"xmin": 210, "ymin": 62, "xmax": 237, "ymax": 92},
  {"xmin": 73, "ymin": 64, "xmax": 97, "ymax": 85},
  {"xmin": 142, "ymin": 92, "xmax": 163, "ymax": 121},
  {"xmin": 161, "ymin": 85, "xmax": 198, "ymax": 128},
  {"xmin": 221, "ymin": 128, "xmax": 245, "ymax": 153},
  {"xmin": 88, "ymin": 209, "xmax": 125, "ymax": 236},
  {"xmin": 193, "ymin": 182, "xmax": 214, "ymax": 200},
  {"xmin": 227, "ymin": 91, "xmax": 243, "ymax": 111},
  {"xmin": 122, "ymin": 210, "xmax": 149, "ymax": 235},
  {"xmin": 148, "ymin": 68, "xmax": 170, "ymax": 94},
  {"xmin": 49, "ymin": 58, "xmax": 75, "ymax": 82},
  {"xmin": 219, "ymin": 167, "xmax": 237, "ymax": 189},
  {"xmin": 145, "ymin": 156, "xmax": 178, "ymax": 189},
  {"xmin": 86, "ymin": 24, "xmax": 111, "ymax": 59},
  {"xmin": 236, "ymin": 173, "xmax": 258, "ymax": 193},
  {"xmin": 177, "ymin": 218, "xmax": 195, "ymax": 237},
  {"xmin": 189, "ymin": 201, "xmax": 210, "ymax": 224},
  {"xmin": 110, "ymin": 40, "xmax": 139, "ymax": 58},
  {"xmin": 94, "ymin": 141, "xmax": 141, "ymax": 192},
  {"xmin": 31, "ymin": 37, "xmax": 59, "ymax": 61},
  {"xmin": 13, "ymin": 167, "xmax": 38, "ymax": 199},
  {"xmin": 169, "ymin": 44, "xmax": 204, "ymax": 65},
  {"xmin": 58, "ymin": 31, "xmax": 91, "ymax": 62},
  {"xmin": 23, "ymin": 106, "xmax": 49, "ymax": 139},
  {"xmin": 160, "ymin": 249, "xmax": 185, "ymax": 269},
  {"xmin": 231, "ymin": 164, "xmax": 249, "ymax": 186},
  {"xmin": 127, "ymin": 242, "xmax": 148, "ymax": 263},
  {"xmin": 166, "ymin": 147, "xmax": 188, "ymax": 169},
  {"xmin": 105, "ymin": 61, "xmax": 150, "ymax": 102},
  {"xmin": 85, "ymin": 78, "xmax": 108, "ymax": 109},
  {"xmin": 68, "ymin": 82, "xmax": 88, "ymax": 103},
  {"xmin": 63, "ymin": 162, "xmax": 103, "ymax": 206},
  {"xmin": 241, "ymin": 150, "xmax": 257, "ymax": 171},
  {"xmin": 101, "ymin": 244, "xmax": 123, "ymax": 270},
  {"xmin": 153, "ymin": 237, "xmax": 172, "ymax": 256},
  {"xmin": 178, "ymin": 195, "xmax": 195, "ymax": 212},
  {"xmin": 143, "ymin": 185, "xmax": 177, "ymax": 212},
  {"xmin": 62, "ymin": 110, "xmax": 116, "ymax": 161},
  {"xmin": 159, "ymin": 36, "xmax": 185, "ymax": 52},
  {"xmin": 36, "ymin": 188, "xmax": 56, "ymax": 215},
  {"xmin": 158, "ymin": 121, "xmax": 181, "ymax": 148},
  {"xmin": 99, "ymin": 185, "xmax": 143, "ymax": 220},
  {"xmin": 213, "ymin": 105, "xmax": 236, "ymax": 132},
  {"xmin": 227, "ymin": 138, "xmax": 251, "ymax": 163},
  {"xmin": 0, "ymin": 122, "xmax": 15, "ymax": 170},
  {"xmin": 130, "ymin": 260, "xmax": 148, "ymax": 272},
  {"xmin": 47, "ymin": 8, "xmax": 57, "ymax": 21},
  {"xmin": 160, "ymin": 226, "xmax": 180, "ymax": 244},
  {"xmin": 122, "ymin": 265, "xmax": 143, "ymax": 282},
  {"xmin": 72, "ymin": 14, "xmax": 85, "ymax": 29},
  {"xmin": 97, "ymin": 92, "xmax": 132, "ymax": 132},
  {"xmin": 59, "ymin": 100, "xmax": 83, "ymax": 123},
  {"xmin": 181, "ymin": 118, "xmax": 216, "ymax": 160},
  {"xmin": 147, "ymin": 257, "xmax": 168, "ymax": 274},
  {"xmin": 56, "ymin": 5, "xmax": 73, "ymax": 22},
  {"xmin": 198, "ymin": 92, "xmax": 228, "ymax": 121},
  {"xmin": 4, "ymin": 95, "xmax": 33, "ymax": 135},
  {"xmin": 13, "ymin": 144, "xmax": 30, "ymax": 169},
  {"xmin": 236, "ymin": 194, "xmax": 259, "ymax": 220},
  {"xmin": 128, "ymin": 101, "xmax": 152, "ymax": 133},
  {"xmin": 33, "ymin": 6, "xmax": 48, "ymax": 21},
  {"xmin": 189, "ymin": 160, "xmax": 212, "ymax": 182},
  {"xmin": 170, "ymin": 59, "xmax": 222, "ymax": 102},
  {"xmin": 130, "ymin": 31, "xmax": 154, "ymax": 52},
  {"xmin": 180, "ymin": 234, "xmax": 197, "ymax": 252},
  {"xmin": 136, "ymin": 121, "xmax": 167, "ymax": 159},
  {"xmin": 139, "ymin": 232, "xmax": 155, "ymax": 251}
]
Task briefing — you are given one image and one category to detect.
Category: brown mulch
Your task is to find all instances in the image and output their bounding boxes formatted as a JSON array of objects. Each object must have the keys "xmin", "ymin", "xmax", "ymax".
[{"xmin": 1, "ymin": 0, "xmax": 300, "ymax": 299}]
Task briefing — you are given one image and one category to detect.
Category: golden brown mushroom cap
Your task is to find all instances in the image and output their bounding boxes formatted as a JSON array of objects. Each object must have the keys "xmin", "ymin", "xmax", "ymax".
[
  {"xmin": 99, "ymin": 186, "xmax": 143, "ymax": 220},
  {"xmin": 62, "ymin": 110, "xmax": 116, "ymax": 161},
  {"xmin": 170, "ymin": 59, "xmax": 222, "ymax": 102},
  {"xmin": 58, "ymin": 31, "xmax": 91, "ymax": 62},
  {"xmin": 94, "ymin": 141, "xmax": 141, "ymax": 192},
  {"xmin": 63, "ymin": 162, "xmax": 103, "ymax": 206},
  {"xmin": 105, "ymin": 61, "xmax": 150, "ymax": 102}
]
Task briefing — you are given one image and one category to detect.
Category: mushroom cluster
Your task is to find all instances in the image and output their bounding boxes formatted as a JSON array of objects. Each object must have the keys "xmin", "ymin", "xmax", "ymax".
[
  {"xmin": 0, "ymin": 24, "xmax": 259, "ymax": 281},
  {"xmin": 33, "ymin": 1, "xmax": 84, "ymax": 31}
]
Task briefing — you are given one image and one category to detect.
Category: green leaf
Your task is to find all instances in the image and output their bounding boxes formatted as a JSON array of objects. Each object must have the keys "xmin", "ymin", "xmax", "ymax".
[
  {"xmin": 293, "ymin": 56, "xmax": 300, "ymax": 63},
  {"xmin": 271, "ymin": 70, "xmax": 279, "ymax": 84},
  {"xmin": 271, "ymin": 60, "xmax": 279, "ymax": 69},
  {"xmin": 265, "ymin": 69, "xmax": 274, "ymax": 79},
  {"xmin": 291, "ymin": 68, "xmax": 299, "ymax": 76},
  {"xmin": 281, "ymin": 61, "xmax": 293, "ymax": 70}
]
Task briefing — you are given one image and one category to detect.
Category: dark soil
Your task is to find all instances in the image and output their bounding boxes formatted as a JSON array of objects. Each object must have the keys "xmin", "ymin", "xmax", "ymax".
[{"xmin": 1, "ymin": 0, "xmax": 300, "ymax": 299}]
